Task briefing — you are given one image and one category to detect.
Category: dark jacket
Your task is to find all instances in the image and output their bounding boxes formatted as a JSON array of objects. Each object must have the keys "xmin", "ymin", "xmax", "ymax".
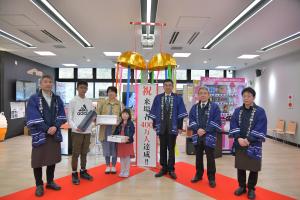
[
  {"xmin": 26, "ymin": 90, "xmax": 66, "ymax": 147},
  {"xmin": 229, "ymin": 104, "xmax": 267, "ymax": 160},
  {"xmin": 113, "ymin": 120, "xmax": 135, "ymax": 144},
  {"xmin": 189, "ymin": 101, "xmax": 222, "ymax": 148}
]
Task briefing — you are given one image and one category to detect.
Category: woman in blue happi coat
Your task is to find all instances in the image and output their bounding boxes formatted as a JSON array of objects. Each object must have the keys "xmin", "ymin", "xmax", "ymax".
[
  {"xmin": 229, "ymin": 87, "xmax": 267, "ymax": 200},
  {"xmin": 189, "ymin": 86, "xmax": 221, "ymax": 188}
]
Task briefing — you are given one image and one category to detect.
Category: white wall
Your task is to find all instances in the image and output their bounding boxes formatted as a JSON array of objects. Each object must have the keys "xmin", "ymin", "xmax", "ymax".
[{"xmin": 236, "ymin": 50, "xmax": 300, "ymax": 144}]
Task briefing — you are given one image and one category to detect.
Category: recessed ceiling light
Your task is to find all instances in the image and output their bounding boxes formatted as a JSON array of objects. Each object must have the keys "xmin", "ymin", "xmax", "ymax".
[
  {"xmin": 147, "ymin": 0, "xmax": 152, "ymax": 23},
  {"xmin": 173, "ymin": 53, "xmax": 191, "ymax": 58},
  {"xmin": 216, "ymin": 66, "xmax": 231, "ymax": 69},
  {"xmin": 237, "ymin": 54, "xmax": 259, "ymax": 59},
  {"xmin": 31, "ymin": 0, "xmax": 93, "ymax": 48},
  {"xmin": 62, "ymin": 64, "xmax": 78, "ymax": 67},
  {"xmin": 201, "ymin": 0, "xmax": 272, "ymax": 50},
  {"xmin": 0, "ymin": 29, "xmax": 36, "ymax": 48},
  {"xmin": 34, "ymin": 51, "xmax": 56, "ymax": 56},
  {"xmin": 103, "ymin": 52, "xmax": 121, "ymax": 57},
  {"xmin": 259, "ymin": 31, "xmax": 300, "ymax": 52},
  {"xmin": 203, "ymin": 60, "xmax": 208, "ymax": 64}
]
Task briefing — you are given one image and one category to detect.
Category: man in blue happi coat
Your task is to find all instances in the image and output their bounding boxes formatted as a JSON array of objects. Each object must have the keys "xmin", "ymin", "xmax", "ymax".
[
  {"xmin": 149, "ymin": 79, "xmax": 188, "ymax": 179},
  {"xmin": 229, "ymin": 87, "xmax": 267, "ymax": 200},
  {"xmin": 26, "ymin": 75, "xmax": 67, "ymax": 197},
  {"xmin": 189, "ymin": 86, "xmax": 221, "ymax": 188}
]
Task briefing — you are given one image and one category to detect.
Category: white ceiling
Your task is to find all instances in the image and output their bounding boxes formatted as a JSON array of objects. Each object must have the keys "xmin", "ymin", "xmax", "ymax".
[{"xmin": 0, "ymin": 0, "xmax": 300, "ymax": 70}]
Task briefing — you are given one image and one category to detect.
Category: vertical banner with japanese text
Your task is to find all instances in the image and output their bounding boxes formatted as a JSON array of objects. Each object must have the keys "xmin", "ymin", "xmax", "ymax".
[{"xmin": 136, "ymin": 84, "xmax": 157, "ymax": 167}]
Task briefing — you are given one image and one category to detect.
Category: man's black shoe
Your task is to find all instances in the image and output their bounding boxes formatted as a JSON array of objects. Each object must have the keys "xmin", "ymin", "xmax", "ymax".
[
  {"xmin": 72, "ymin": 172, "xmax": 80, "ymax": 185},
  {"xmin": 80, "ymin": 170, "xmax": 94, "ymax": 181},
  {"xmin": 35, "ymin": 185, "xmax": 44, "ymax": 197},
  {"xmin": 191, "ymin": 175, "xmax": 202, "ymax": 183},
  {"xmin": 247, "ymin": 189, "xmax": 256, "ymax": 199},
  {"xmin": 234, "ymin": 187, "xmax": 247, "ymax": 196},
  {"xmin": 169, "ymin": 171, "xmax": 177, "ymax": 179},
  {"xmin": 209, "ymin": 180, "xmax": 216, "ymax": 188},
  {"xmin": 154, "ymin": 169, "xmax": 168, "ymax": 177},
  {"xmin": 46, "ymin": 181, "xmax": 61, "ymax": 191}
]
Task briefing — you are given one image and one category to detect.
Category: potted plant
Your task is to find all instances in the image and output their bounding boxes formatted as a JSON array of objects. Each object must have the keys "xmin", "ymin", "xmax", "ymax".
[{"xmin": 0, "ymin": 112, "xmax": 8, "ymax": 141}]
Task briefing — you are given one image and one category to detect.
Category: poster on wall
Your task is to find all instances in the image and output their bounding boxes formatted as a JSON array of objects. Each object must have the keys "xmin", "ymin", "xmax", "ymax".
[
  {"xmin": 10, "ymin": 102, "xmax": 26, "ymax": 119},
  {"xmin": 136, "ymin": 84, "xmax": 157, "ymax": 167}
]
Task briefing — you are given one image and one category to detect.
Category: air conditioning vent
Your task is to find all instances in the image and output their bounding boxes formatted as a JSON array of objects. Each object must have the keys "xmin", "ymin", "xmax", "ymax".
[
  {"xmin": 41, "ymin": 29, "xmax": 62, "ymax": 43},
  {"xmin": 187, "ymin": 32, "xmax": 200, "ymax": 45},
  {"xmin": 19, "ymin": 29, "xmax": 62, "ymax": 43},
  {"xmin": 169, "ymin": 32, "xmax": 179, "ymax": 44},
  {"xmin": 141, "ymin": 34, "xmax": 155, "ymax": 49}
]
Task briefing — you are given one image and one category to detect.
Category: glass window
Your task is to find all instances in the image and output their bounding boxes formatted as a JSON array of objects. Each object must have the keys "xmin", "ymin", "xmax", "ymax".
[
  {"xmin": 176, "ymin": 83, "xmax": 185, "ymax": 90},
  {"xmin": 191, "ymin": 70, "xmax": 205, "ymax": 80},
  {"xmin": 95, "ymin": 82, "xmax": 113, "ymax": 98},
  {"xmin": 227, "ymin": 70, "xmax": 233, "ymax": 78},
  {"xmin": 76, "ymin": 82, "xmax": 94, "ymax": 98},
  {"xmin": 56, "ymin": 82, "xmax": 75, "ymax": 104},
  {"xmin": 115, "ymin": 67, "xmax": 130, "ymax": 80},
  {"xmin": 96, "ymin": 68, "xmax": 112, "ymax": 79},
  {"xmin": 134, "ymin": 70, "xmax": 142, "ymax": 80},
  {"xmin": 86, "ymin": 82, "xmax": 94, "ymax": 98},
  {"xmin": 135, "ymin": 70, "xmax": 151, "ymax": 81},
  {"xmin": 153, "ymin": 70, "xmax": 166, "ymax": 80},
  {"xmin": 78, "ymin": 68, "xmax": 93, "ymax": 79},
  {"xmin": 59, "ymin": 68, "xmax": 74, "ymax": 79},
  {"xmin": 123, "ymin": 67, "xmax": 129, "ymax": 79},
  {"xmin": 209, "ymin": 70, "xmax": 224, "ymax": 78},
  {"xmin": 120, "ymin": 83, "xmax": 135, "ymax": 107},
  {"xmin": 176, "ymin": 70, "xmax": 187, "ymax": 80}
]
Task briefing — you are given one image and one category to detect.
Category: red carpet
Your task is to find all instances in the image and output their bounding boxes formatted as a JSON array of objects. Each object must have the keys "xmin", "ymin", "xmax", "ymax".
[
  {"xmin": 150, "ymin": 162, "xmax": 296, "ymax": 200},
  {"xmin": 0, "ymin": 164, "xmax": 145, "ymax": 200}
]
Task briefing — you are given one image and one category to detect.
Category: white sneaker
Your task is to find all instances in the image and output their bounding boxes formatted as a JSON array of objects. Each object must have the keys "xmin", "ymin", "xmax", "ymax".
[
  {"xmin": 123, "ymin": 170, "xmax": 129, "ymax": 177},
  {"xmin": 119, "ymin": 171, "xmax": 125, "ymax": 177},
  {"xmin": 111, "ymin": 166, "xmax": 117, "ymax": 174},
  {"xmin": 105, "ymin": 166, "xmax": 110, "ymax": 174}
]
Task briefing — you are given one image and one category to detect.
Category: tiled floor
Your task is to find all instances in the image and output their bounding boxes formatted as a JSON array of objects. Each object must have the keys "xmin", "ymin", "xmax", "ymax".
[{"xmin": 0, "ymin": 135, "xmax": 299, "ymax": 199}]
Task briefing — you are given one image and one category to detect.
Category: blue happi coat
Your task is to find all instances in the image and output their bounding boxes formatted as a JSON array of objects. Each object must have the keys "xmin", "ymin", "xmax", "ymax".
[
  {"xmin": 149, "ymin": 93, "xmax": 188, "ymax": 135},
  {"xmin": 189, "ymin": 102, "xmax": 222, "ymax": 148},
  {"xmin": 26, "ymin": 90, "xmax": 67, "ymax": 148},
  {"xmin": 229, "ymin": 105, "xmax": 267, "ymax": 160}
]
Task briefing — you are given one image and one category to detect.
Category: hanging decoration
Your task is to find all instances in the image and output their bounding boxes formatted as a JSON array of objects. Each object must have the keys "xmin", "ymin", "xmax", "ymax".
[
  {"xmin": 115, "ymin": 21, "xmax": 180, "ymax": 108},
  {"xmin": 126, "ymin": 67, "xmax": 131, "ymax": 107},
  {"xmin": 117, "ymin": 51, "xmax": 146, "ymax": 70},
  {"xmin": 148, "ymin": 52, "xmax": 177, "ymax": 71},
  {"xmin": 148, "ymin": 52, "xmax": 177, "ymax": 92}
]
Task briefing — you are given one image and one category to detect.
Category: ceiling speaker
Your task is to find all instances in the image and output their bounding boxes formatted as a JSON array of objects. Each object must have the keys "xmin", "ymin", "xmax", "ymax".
[{"xmin": 256, "ymin": 69, "xmax": 262, "ymax": 77}]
